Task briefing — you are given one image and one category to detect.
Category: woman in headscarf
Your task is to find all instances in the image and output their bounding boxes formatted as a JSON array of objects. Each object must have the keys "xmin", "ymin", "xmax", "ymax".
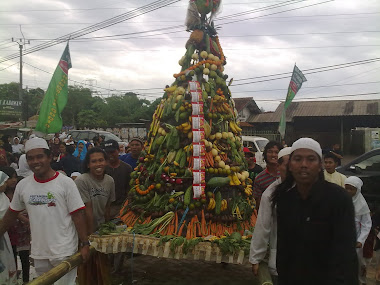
[
  {"xmin": 11, "ymin": 137, "xmax": 24, "ymax": 154},
  {"xmin": 345, "ymin": 176, "xmax": 372, "ymax": 285},
  {"xmin": 0, "ymin": 171, "xmax": 17, "ymax": 284},
  {"xmin": 73, "ymin": 140, "xmax": 87, "ymax": 162},
  {"xmin": 16, "ymin": 154, "xmax": 33, "ymax": 178}
]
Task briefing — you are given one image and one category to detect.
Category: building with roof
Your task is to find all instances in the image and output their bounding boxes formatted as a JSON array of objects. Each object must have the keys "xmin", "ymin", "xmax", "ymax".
[
  {"xmin": 233, "ymin": 97, "xmax": 261, "ymax": 122},
  {"xmin": 248, "ymin": 99, "xmax": 380, "ymax": 153}
]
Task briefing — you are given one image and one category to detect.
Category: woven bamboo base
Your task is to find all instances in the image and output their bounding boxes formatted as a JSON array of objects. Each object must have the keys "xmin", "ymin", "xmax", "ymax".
[{"xmin": 90, "ymin": 233, "xmax": 249, "ymax": 265}]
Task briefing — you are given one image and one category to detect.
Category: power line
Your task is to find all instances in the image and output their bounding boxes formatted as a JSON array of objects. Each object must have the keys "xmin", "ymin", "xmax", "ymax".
[
  {"xmin": 234, "ymin": 57, "xmax": 380, "ymax": 82},
  {"xmin": 0, "ymin": 1, "xmax": 290, "ymax": 12},
  {"xmin": 13, "ymin": 62, "xmax": 380, "ymax": 102},
  {"xmin": 216, "ymin": 0, "xmax": 335, "ymax": 26},
  {"xmin": 132, "ymin": 80, "xmax": 380, "ymax": 95},
  {"xmin": 0, "ymin": 0, "xmax": 182, "ymax": 63},
  {"xmin": 23, "ymin": 62, "xmax": 118, "ymax": 93},
  {"xmin": 1, "ymin": 11, "xmax": 378, "ymax": 27},
  {"xmin": 0, "ymin": 0, "xmax": 337, "ymax": 62},
  {"xmin": 231, "ymin": 81, "xmax": 380, "ymax": 93},
  {"xmin": 15, "ymin": 30, "xmax": 379, "ymax": 42},
  {"xmin": 217, "ymin": 0, "xmax": 304, "ymax": 20},
  {"xmin": 3, "ymin": 44, "xmax": 379, "ymax": 53},
  {"xmin": 252, "ymin": 92, "xmax": 380, "ymax": 102},
  {"xmin": 0, "ymin": 62, "xmax": 19, "ymax": 71}
]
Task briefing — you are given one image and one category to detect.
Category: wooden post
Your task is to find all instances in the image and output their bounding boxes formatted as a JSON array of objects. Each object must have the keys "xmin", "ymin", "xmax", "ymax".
[{"xmin": 27, "ymin": 247, "xmax": 96, "ymax": 285}]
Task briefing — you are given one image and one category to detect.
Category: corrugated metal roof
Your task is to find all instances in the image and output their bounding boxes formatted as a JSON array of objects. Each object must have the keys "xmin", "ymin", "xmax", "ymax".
[{"xmin": 249, "ymin": 99, "xmax": 380, "ymax": 123}]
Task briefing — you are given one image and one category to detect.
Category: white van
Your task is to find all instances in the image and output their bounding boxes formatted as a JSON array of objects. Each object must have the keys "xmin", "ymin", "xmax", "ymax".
[{"xmin": 242, "ymin": 136, "xmax": 269, "ymax": 168}]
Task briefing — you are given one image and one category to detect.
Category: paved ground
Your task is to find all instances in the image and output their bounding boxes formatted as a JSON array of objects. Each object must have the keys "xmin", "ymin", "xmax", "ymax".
[
  {"xmin": 110, "ymin": 254, "xmax": 380, "ymax": 285},
  {"xmin": 15, "ymin": 249, "xmax": 380, "ymax": 284}
]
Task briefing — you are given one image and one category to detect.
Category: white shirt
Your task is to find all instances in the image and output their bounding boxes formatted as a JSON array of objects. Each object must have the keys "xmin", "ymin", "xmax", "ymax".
[
  {"xmin": 11, "ymin": 144, "xmax": 24, "ymax": 154},
  {"xmin": 249, "ymin": 179, "xmax": 280, "ymax": 275},
  {"xmin": 355, "ymin": 213, "xmax": 372, "ymax": 245},
  {"xmin": 10, "ymin": 172, "xmax": 85, "ymax": 259}
]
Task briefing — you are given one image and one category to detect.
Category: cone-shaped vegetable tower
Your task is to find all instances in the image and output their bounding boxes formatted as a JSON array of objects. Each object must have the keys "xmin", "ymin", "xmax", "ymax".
[{"xmin": 119, "ymin": 0, "xmax": 256, "ymax": 238}]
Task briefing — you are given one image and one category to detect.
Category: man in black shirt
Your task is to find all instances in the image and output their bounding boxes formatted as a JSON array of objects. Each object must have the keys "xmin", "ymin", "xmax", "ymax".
[
  {"xmin": 273, "ymin": 138, "xmax": 358, "ymax": 285},
  {"xmin": 102, "ymin": 140, "xmax": 132, "ymax": 218},
  {"xmin": 244, "ymin": 148, "xmax": 263, "ymax": 182}
]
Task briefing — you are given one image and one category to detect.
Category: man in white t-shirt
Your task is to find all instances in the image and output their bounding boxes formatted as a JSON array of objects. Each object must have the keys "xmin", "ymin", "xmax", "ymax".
[{"xmin": 0, "ymin": 137, "xmax": 90, "ymax": 285}]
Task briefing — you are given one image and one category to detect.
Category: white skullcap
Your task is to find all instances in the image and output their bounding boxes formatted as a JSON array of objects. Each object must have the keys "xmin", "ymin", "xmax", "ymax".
[
  {"xmin": 278, "ymin": 147, "xmax": 292, "ymax": 159},
  {"xmin": 25, "ymin": 137, "xmax": 50, "ymax": 153},
  {"xmin": 291, "ymin": 138, "xmax": 322, "ymax": 158},
  {"xmin": 29, "ymin": 134, "xmax": 36, "ymax": 139},
  {"xmin": 0, "ymin": 171, "xmax": 9, "ymax": 187},
  {"xmin": 71, "ymin": 172, "xmax": 81, "ymax": 178},
  {"xmin": 345, "ymin": 176, "xmax": 363, "ymax": 191}
]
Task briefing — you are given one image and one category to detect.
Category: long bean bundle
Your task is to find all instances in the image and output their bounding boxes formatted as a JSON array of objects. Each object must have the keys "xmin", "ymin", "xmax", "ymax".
[{"xmin": 132, "ymin": 212, "xmax": 175, "ymax": 235}]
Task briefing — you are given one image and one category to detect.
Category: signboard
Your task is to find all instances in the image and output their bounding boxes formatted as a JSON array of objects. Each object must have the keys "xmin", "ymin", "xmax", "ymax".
[{"xmin": 0, "ymin": 100, "xmax": 22, "ymax": 118}]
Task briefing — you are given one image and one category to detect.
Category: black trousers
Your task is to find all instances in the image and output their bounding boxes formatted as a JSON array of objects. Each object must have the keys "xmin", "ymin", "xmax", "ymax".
[{"xmin": 11, "ymin": 245, "xmax": 30, "ymax": 282}]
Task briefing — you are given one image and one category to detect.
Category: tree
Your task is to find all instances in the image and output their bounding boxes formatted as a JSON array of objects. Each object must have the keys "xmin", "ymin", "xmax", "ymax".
[
  {"xmin": 0, "ymin": 82, "xmax": 159, "ymax": 128},
  {"xmin": 77, "ymin": 110, "xmax": 106, "ymax": 129},
  {"xmin": 61, "ymin": 86, "xmax": 99, "ymax": 127}
]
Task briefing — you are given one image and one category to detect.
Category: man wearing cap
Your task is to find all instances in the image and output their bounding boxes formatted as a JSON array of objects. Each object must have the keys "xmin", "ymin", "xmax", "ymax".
[
  {"xmin": 253, "ymin": 141, "xmax": 283, "ymax": 209},
  {"xmin": 120, "ymin": 137, "xmax": 144, "ymax": 170},
  {"xmin": 102, "ymin": 140, "xmax": 132, "ymax": 218},
  {"xmin": 250, "ymin": 147, "xmax": 291, "ymax": 284},
  {"xmin": 244, "ymin": 148, "xmax": 263, "ymax": 183},
  {"xmin": 272, "ymin": 138, "xmax": 358, "ymax": 285},
  {"xmin": 0, "ymin": 137, "xmax": 90, "ymax": 284}
]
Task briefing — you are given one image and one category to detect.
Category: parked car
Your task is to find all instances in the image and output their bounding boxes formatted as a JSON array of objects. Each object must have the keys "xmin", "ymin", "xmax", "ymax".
[
  {"xmin": 68, "ymin": 130, "xmax": 122, "ymax": 143},
  {"xmin": 336, "ymin": 148, "xmax": 380, "ymax": 211},
  {"xmin": 241, "ymin": 136, "xmax": 269, "ymax": 168}
]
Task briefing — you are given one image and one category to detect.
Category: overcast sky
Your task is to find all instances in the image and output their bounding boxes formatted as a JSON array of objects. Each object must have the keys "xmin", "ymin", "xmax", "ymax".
[{"xmin": 0, "ymin": 0, "xmax": 379, "ymax": 111}]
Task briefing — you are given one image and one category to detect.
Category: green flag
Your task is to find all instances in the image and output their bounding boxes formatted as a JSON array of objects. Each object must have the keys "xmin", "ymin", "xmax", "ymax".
[
  {"xmin": 35, "ymin": 43, "xmax": 72, "ymax": 134},
  {"xmin": 278, "ymin": 65, "xmax": 307, "ymax": 139}
]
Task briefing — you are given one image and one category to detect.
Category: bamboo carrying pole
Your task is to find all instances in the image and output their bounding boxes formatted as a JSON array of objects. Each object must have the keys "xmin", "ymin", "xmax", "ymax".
[
  {"xmin": 27, "ymin": 247, "xmax": 96, "ymax": 285},
  {"xmin": 257, "ymin": 262, "xmax": 273, "ymax": 285}
]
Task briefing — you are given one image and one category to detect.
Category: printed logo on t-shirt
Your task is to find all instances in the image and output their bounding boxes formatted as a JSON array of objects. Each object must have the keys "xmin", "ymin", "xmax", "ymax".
[
  {"xmin": 29, "ymin": 191, "xmax": 57, "ymax": 207},
  {"xmin": 90, "ymin": 187, "xmax": 108, "ymax": 199}
]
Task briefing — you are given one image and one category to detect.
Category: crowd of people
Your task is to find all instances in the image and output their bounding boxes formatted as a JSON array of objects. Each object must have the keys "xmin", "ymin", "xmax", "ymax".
[
  {"xmin": 0, "ymin": 133, "xmax": 144, "ymax": 284},
  {"xmin": 0, "ymin": 131, "xmax": 379, "ymax": 285}
]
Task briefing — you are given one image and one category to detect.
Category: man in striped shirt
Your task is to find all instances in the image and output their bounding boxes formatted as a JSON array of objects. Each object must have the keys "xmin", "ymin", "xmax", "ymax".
[{"xmin": 253, "ymin": 141, "xmax": 283, "ymax": 209}]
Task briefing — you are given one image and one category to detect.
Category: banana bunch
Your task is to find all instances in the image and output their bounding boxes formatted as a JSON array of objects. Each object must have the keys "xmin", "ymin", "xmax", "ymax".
[
  {"xmin": 213, "ymin": 95, "xmax": 227, "ymax": 103},
  {"xmin": 244, "ymin": 185, "xmax": 252, "ymax": 196},
  {"xmin": 207, "ymin": 198, "xmax": 216, "ymax": 210},
  {"xmin": 164, "ymin": 85, "xmax": 177, "ymax": 93},
  {"xmin": 229, "ymin": 121, "xmax": 242, "ymax": 134},
  {"xmin": 228, "ymin": 173, "xmax": 242, "ymax": 186},
  {"xmin": 176, "ymin": 121, "xmax": 192, "ymax": 133},
  {"xmin": 183, "ymin": 102, "xmax": 192, "ymax": 110},
  {"xmin": 232, "ymin": 204, "xmax": 243, "ymax": 219},
  {"xmin": 235, "ymin": 206, "xmax": 243, "ymax": 219},
  {"xmin": 221, "ymin": 199, "xmax": 228, "ymax": 211},
  {"xmin": 143, "ymin": 154, "xmax": 155, "ymax": 162}
]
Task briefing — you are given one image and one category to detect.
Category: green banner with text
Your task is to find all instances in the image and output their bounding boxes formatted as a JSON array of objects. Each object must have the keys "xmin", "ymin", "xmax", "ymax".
[
  {"xmin": 278, "ymin": 65, "xmax": 307, "ymax": 139},
  {"xmin": 35, "ymin": 43, "xmax": 72, "ymax": 134}
]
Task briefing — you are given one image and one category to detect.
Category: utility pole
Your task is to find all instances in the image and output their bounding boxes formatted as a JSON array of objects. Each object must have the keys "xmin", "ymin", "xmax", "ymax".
[
  {"xmin": 25, "ymin": 85, "xmax": 29, "ymax": 127},
  {"xmin": 12, "ymin": 37, "xmax": 30, "ymax": 123}
]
